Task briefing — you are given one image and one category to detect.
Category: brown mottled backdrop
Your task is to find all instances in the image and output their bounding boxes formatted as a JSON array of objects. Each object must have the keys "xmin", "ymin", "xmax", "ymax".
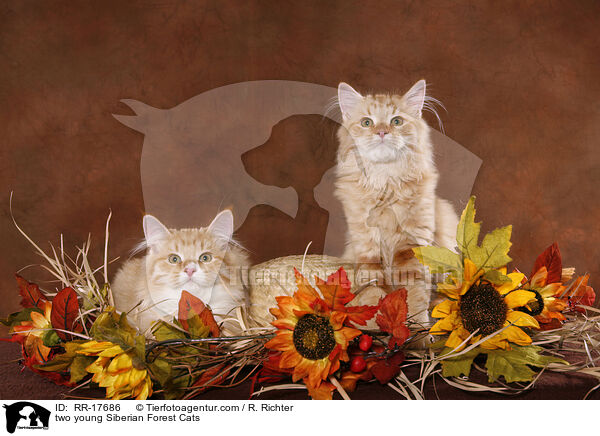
[{"xmin": 0, "ymin": 0, "xmax": 599, "ymax": 396}]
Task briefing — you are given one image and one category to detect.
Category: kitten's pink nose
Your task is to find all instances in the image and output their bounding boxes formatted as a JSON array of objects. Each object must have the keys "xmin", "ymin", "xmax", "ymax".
[
  {"xmin": 184, "ymin": 267, "xmax": 196, "ymax": 277},
  {"xmin": 378, "ymin": 131, "xmax": 388, "ymax": 139}
]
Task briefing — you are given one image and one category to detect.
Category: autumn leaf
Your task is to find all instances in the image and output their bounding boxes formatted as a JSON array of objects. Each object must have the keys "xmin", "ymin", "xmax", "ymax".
[
  {"xmin": 485, "ymin": 345, "xmax": 567, "ymax": 383},
  {"xmin": 15, "ymin": 275, "xmax": 46, "ymax": 309},
  {"xmin": 370, "ymin": 351, "xmax": 405, "ymax": 384},
  {"xmin": 412, "ymin": 246, "xmax": 462, "ymax": 275},
  {"xmin": 50, "ymin": 287, "xmax": 82, "ymax": 340},
  {"xmin": 454, "ymin": 196, "xmax": 512, "ymax": 271},
  {"xmin": 482, "ymin": 269, "xmax": 512, "ymax": 285},
  {"xmin": 566, "ymin": 274, "xmax": 596, "ymax": 311},
  {"xmin": 178, "ymin": 290, "xmax": 220, "ymax": 337},
  {"xmin": 313, "ymin": 268, "xmax": 379, "ymax": 326},
  {"xmin": 532, "ymin": 243, "xmax": 562, "ymax": 284},
  {"xmin": 192, "ymin": 363, "xmax": 230, "ymax": 393},
  {"xmin": 440, "ymin": 346, "xmax": 481, "ymax": 378},
  {"xmin": 314, "ymin": 267, "xmax": 354, "ymax": 308},
  {"xmin": 376, "ymin": 288, "xmax": 410, "ymax": 348},
  {"xmin": 151, "ymin": 321, "xmax": 186, "ymax": 342},
  {"xmin": 456, "ymin": 195, "xmax": 481, "ymax": 257}
]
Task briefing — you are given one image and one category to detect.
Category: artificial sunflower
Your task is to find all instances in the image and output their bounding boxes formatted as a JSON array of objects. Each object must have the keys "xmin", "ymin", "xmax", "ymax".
[
  {"xmin": 77, "ymin": 340, "xmax": 152, "ymax": 400},
  {"xmin": 11, "ymin": 300, "xmax": 54, "ymax": 364},
  {"xmin": 265, "ymin": 269, "xmax": 363, "ymax": 393},
  {"xmin": 431, "ymin": 259, "xmax": 540, "ymax": 350}
]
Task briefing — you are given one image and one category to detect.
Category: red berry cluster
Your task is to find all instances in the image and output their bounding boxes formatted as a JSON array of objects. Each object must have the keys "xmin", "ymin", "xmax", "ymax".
[{"xmin": 350, "ymin": 334, "xmax": 373, "ymax": 373}]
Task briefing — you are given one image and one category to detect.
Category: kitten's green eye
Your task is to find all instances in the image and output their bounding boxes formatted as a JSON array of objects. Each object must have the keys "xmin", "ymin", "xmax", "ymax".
[
  {"xmin": 167, "ymin": 254, "xmax": 181, "ymax": 264},
  {"xmin": 390, "ymin": 116, "xmax": 403, "ymax": 126},
  {"xmin": 199, "ymin": 253, "xmax": 213, "ymax": 263},
  {"xmin": 360, "ymin": 117, "xmax": 373, "ymax": 127}
]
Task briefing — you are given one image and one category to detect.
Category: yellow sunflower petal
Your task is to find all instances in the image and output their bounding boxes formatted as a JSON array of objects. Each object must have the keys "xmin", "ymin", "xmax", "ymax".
[
  {"xmin": 431, "ymin": 299, "xmax": 458, "ymax": 318},
  {"xmin": 107, "ymin": 353, "xmax": 133, "ymax": 374},
  {"xmin": 480, "ymin": 334, "xmax": 509, "ymax": 350},
  {"xmin": 86, "ymin": 357, "xmax": 110, "ymax": 374},
  {"xmin": 333, "ymin": 326, "xmax": 361, "ymax": 346},
  {"xmin": 292, "ymin": 359, "xmax": 313, "ymax": 382},
  {"xmin": 497, "ymin": 272, "xmax": 526, "ymax": 295},
  {"xmin": 430, "ymin": 312, "xmax": 459, "ymax": 335},
  {"xmin": 134, "ymin": 378, "xmax": 152, "ymax": 400},
  {"xmin": 272, "ymin": 318, "xmax": 297, "ymax": 330},
  {"xmin": 506, "ymin": 310, "xmax": 540, "ymax": 328},
  {"xmin": 265, "ymin": 331, "xmax": 295, "ymax": 352},
  {"xmin": 463, "ymin": 259, "xmax": 477, "ymax": 281},
  {"xmin": 436, "ymin": 283, "xmax": 461, "ymax": 300},
  {"xmin": 307, "ymin": 359, "xmax": 329, "ymax": 389},
  {"xmin": 501, "ymin": 325, "xmax": 532, "ymax": 346},
  {"xmin": 128, "ymin": 368, "xmax": 147, "ymax": 389},
  {"xmin": 280, "ymin": 350, "xmax": 303, "ymax": 368},
  {"xmin": 445, "ymin": 326, "xmax": 470, "ymax": 350},
  {"xmin": 78, "ymin": 341, "xmax": 114, "ymax": 355},
  {"xmin": 504, "ymin": 290, "xmax": 537, "ymax": 309}
]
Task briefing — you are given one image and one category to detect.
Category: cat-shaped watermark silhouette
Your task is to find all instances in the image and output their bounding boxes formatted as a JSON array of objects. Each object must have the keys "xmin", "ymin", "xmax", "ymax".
[{"xmin": 112, "ymin": 80, "xmax": 481, "ymax": 260}]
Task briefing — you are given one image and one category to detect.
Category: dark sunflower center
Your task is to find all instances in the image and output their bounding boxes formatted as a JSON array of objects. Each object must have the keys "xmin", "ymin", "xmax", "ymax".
[
  {"xmin": 459, "ymin": 282, "xmax": 508, "ymax": 336},
  {"xmin": 515, "ymin": 289, "xmax": 544, "ymax": 316},
  {"xmin": 293, "ymin": 314, "xmax": 336, "ymax": 360}
]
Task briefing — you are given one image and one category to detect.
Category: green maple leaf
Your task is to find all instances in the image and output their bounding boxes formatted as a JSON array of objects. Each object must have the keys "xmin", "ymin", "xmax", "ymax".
[
  {"xmin": 440, "ymin": 347, "xmax": 482, "ymax": 378},
  {"xmin": 456, "ymin": 196, "xmax": 481, "ymax": 257},
  {"xmin": 1, "ymin": 307, "xmax": 43, "ymax": 327},
  {"xmin": 482, "ymin": 269, "xmax": 512, "ymax": 285},
  {"xmin": 41, "ymin": 329, "xmax": 61, "ymax": 347},
  {"xmin": 69, "ymin": 355, "xmax": 95, "ymax": 383},
  {"xmin": 412, "ymin": 246, "xmax": 462, "ymax": 275},
  {"xmin": 35, "ymin": 341, "xmax": 93, "ymax": 383},
  {"xmin": 151, "ymin": 321, "xmax": 186, "ymax": 342},
  {"xmin": 147, "ymin": 355, "xmax": 172, "ymax": 386},
  {"xmin": 485, "ymin": 345, "xmax": 567, "ymax": 383},
  {"xmin": 456, "ymin": 196, "xmax": 512, "ymax": 272}
]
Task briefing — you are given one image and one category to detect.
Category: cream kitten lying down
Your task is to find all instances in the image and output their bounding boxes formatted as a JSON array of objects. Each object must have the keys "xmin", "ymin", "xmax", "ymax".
[{"xmin": 111, "ymin": 211, "xmax": 250, "ymax": 337}]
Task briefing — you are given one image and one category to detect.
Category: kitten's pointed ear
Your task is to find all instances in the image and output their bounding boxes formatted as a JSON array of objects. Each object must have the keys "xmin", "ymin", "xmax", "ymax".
[
  {"xmin": 208, "ymin": 210, "xmax": 234, "ymax": 242},
  {"xmin": 143, "ymin": 215, "xmax": 171, "ymax": 246},
  {"xmin": 404, "ymin": 79, "xmax": 427, "ymax": 117},
  {"xmin": 338, "ymin": 82, "xmax": 363, "ymax": 120}
]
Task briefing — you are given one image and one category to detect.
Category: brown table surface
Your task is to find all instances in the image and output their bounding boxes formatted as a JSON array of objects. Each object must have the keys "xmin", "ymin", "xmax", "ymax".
[{"xmin": 1, "ymin": 342, "xmax": 598, "ymax": 400}]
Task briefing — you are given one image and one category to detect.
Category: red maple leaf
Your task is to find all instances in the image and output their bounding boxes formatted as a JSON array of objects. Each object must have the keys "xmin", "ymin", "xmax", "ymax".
[
  {"xmin": 376, "ymin": 288, "xmax": 410, "ymax": 348},
  {"xmin": 15, "ymin": 275, "xmax": 46, "ymax": 309},
  {"xmin": 177, "ymin": 290, "xmax": 220, "ymax": 337},
  {"xmin": 532, "ymin": 242, "xmax": 562, "ymax": 284},
  {"xmin": 313, "ymin": 268, "xmax": 379, "ymax": 326}
]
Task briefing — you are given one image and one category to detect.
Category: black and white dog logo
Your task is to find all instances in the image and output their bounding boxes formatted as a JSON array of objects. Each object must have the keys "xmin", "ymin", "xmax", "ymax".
[{"xmin": 3, "ymin": 402, "xmax": 50, "ymax": 433}]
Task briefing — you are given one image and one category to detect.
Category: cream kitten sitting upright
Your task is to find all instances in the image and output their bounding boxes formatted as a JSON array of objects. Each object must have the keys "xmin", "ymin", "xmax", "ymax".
[
  {"xmin": 334, "ymin": 80, "xmax": 459, "ymax": 326},
  {"xmin": 111, "ymin": 210, "xmax": 250, "ymax": 337}
]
